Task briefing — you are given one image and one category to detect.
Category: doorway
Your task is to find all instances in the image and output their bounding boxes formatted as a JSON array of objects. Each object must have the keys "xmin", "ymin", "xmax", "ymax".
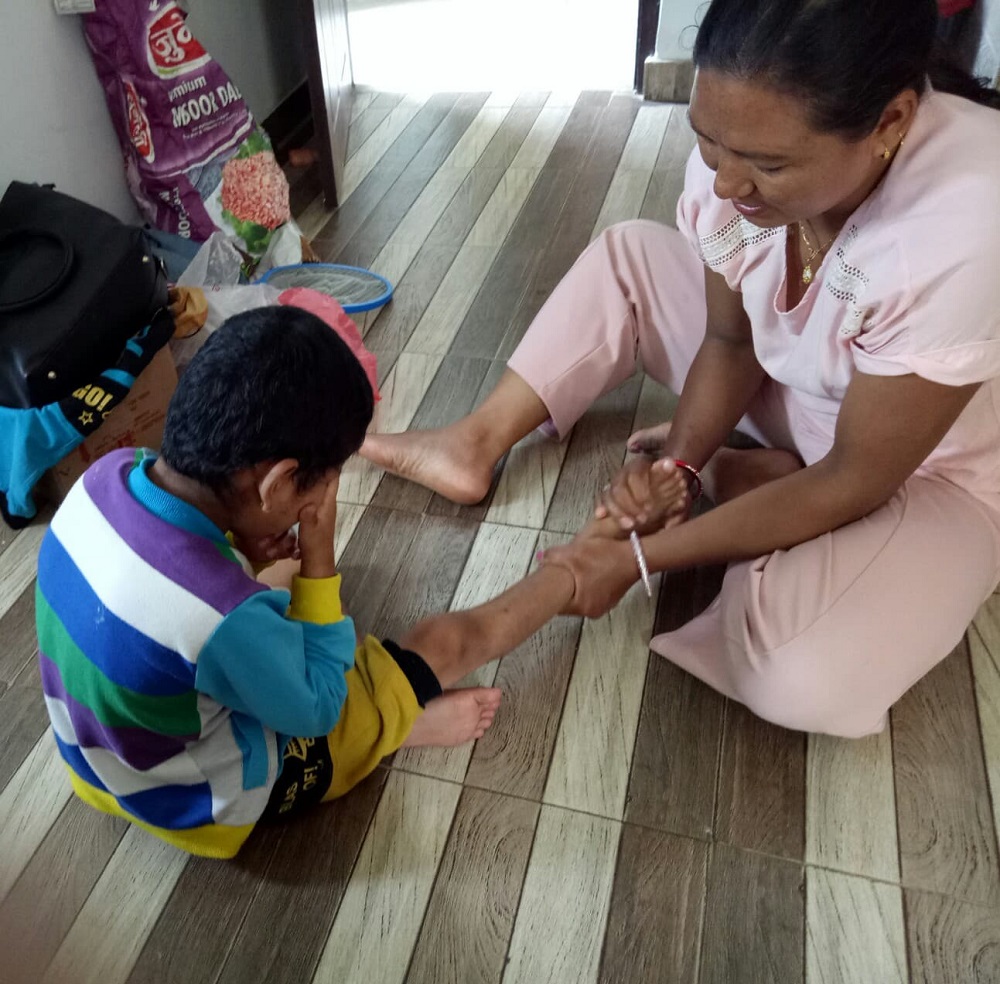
[{"xmin": 346, "ymin": 0, "xmax": 643, "ymax": 91}]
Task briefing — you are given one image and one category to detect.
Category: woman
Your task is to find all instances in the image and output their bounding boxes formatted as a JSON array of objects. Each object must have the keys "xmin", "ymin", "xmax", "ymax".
[{"xmin": 362, "ymin": 0, "xmax": 1000, "ymax": 738}]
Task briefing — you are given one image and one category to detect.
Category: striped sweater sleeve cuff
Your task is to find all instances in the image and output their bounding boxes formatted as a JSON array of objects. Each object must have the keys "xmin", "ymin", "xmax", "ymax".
[{"xmin": 288, "ymin": 573, "xmax": 345, "ymax": 624}]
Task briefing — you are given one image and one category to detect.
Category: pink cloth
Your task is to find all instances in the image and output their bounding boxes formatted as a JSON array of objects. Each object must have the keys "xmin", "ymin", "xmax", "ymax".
[
  {"xmin": 508, "ymin": 91, "xmax": 1000, "ymax": 737},
  {"xmin": 278, "ymin": 288, "xmax": 381, "ymax": 400}
]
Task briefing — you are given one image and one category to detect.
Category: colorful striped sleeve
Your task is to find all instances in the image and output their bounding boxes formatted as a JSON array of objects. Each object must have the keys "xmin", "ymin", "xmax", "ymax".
[{"xmin": 195, "ymin": 582, "xmax": 356, "ymax": 737}]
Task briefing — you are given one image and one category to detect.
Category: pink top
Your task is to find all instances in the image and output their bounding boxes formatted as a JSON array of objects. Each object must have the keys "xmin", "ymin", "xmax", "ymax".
[{"xmin": 676, "ymin": 90, "xmax": 1000, "ymax": 505}]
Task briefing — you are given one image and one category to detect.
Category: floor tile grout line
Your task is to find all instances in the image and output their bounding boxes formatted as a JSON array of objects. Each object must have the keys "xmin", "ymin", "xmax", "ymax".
[{"xmin": 967, "ymin": 620, "xmax": 1000, "ymax": 865}]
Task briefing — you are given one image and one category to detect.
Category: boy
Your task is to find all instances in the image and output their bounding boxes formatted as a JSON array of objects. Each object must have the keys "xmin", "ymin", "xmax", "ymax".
[{"xmin": 35, "ymin": 306, "xmax": 577, "ymax": 859}]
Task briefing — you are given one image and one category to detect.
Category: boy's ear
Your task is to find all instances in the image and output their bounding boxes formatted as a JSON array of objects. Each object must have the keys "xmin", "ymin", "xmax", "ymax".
[{"xmin": 257, "ymin": 459, "xmax": 299, "ymax": 512}]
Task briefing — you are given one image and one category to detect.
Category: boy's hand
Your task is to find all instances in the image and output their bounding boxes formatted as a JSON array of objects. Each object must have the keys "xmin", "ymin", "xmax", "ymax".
[
  {"xmin": 232, "ymin": 529, "xmax": 301, "ymax": 567},
  {"xmin": 298, "ymin": 477, "xmax": 339, "ymax": 579}
]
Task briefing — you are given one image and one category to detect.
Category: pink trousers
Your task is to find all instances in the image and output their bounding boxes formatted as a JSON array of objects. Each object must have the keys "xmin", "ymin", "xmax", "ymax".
[{"xmin": 509, "ymin": 221, "xmax": 1000, "ymax": 737}]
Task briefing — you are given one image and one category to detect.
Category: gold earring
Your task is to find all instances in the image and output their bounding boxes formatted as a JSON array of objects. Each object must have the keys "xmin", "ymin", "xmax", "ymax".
[{"xmin": 882, "ymin": 144, "xmax": 891, "ymax": 160}]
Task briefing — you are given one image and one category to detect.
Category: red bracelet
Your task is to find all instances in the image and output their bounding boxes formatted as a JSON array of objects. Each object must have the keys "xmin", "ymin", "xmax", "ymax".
[{"xmin": 672, "ymin": 459, "xmax": 703, "ymax": 501}]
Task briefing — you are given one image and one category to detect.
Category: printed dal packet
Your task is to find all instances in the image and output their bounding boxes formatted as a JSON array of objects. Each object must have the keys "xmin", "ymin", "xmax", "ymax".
[{"xmin": 84, "ymin": 0, "xmax": 291, "ymax": 259}]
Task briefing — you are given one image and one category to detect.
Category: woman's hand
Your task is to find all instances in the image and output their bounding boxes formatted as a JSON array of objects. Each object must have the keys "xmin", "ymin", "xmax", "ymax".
[
  {"xmin": 297, "ymin": 477, "xmax": 340, "ymax": 579},
  {"xmin": 541, "ymin": 535, "xmax": 638, "ymax": 618},
  {"xmin": 594, "ymin": 456, "xmax": 692, "ymax": 533}
]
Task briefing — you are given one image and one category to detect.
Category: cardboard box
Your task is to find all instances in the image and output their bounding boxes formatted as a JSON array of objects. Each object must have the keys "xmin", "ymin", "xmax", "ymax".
[{"xmin": 42, "ymin": 346, "xmax": 177, "ymax": 502}]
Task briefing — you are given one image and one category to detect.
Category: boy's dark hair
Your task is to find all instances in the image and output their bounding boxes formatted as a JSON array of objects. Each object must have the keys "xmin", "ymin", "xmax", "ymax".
[
  {"xmin": 161, "ymin": 305, "xmax": 374, "ymax": 492},
  {"xmin": 694, "ymin": 0, "xmax": 1000, "ymax": 140}
]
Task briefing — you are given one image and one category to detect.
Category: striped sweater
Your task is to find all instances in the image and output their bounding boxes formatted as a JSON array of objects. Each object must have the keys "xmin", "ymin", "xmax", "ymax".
[{"xmin": 36, "ymin": 448, "xmax": 357, "ymax": 858}]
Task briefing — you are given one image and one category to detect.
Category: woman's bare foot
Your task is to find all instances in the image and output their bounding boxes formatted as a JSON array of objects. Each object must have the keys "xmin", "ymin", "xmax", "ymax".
[
  {"xmin": 401, "ymin": 687, "xmax": 502, "ymax": 748},
  {"xmin": 361, "ymin": 369, "xmax": 551, "ymax": 504},
  {"xmin": 361, "ymin": 427, "xmax": 496, "ymax": 504}
]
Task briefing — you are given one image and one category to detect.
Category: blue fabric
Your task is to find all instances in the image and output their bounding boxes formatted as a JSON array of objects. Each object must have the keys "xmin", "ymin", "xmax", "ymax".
[
  {"xmin": 128, "ymin": 454, "xmax": 227, "ymax": 543},
  {"xmin": 0, "ymin": 402, "xmax": 82, "ymax": 519},
  {"xmin": 229, "ymin": 713, "xmax": 272, "ymax": 789},
  {"xmin": 0, "ymin": 315, "xmax": 174, "ymax": 522},
  {"xmin": 36, "ymin": 533, "xmax": 197, "ymax": 695},
  {"xmin": 197, "ymin": 592, "xmax": 356, "ymax": 738},
  {"xmin": 56, "ymin": 733, "xmax": 216, "ymax": 828}
]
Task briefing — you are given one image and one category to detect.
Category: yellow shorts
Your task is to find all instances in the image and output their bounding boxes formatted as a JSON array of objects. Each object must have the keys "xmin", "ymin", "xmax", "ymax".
[{"xmin": 262, "ymin": 634, "xmax": 424, "ymax": 820}]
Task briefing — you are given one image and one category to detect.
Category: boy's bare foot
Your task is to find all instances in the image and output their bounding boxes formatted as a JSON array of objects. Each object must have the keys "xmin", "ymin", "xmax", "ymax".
[
  {"xmin": 628, "ymin": 421, "xmax": 802, "ymax": 506},
  {"xmin": 361, "ymin": 429, "xmax": 495, "ymax": 505},
  {"xmin": 402, "ymin": 687, "xmax": 502, "ymax": 748}
]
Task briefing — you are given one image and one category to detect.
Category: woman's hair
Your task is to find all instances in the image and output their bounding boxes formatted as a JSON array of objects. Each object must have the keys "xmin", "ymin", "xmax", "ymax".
[
  {"xmin": 162, "ymin": 305, "xmax": 375, "ymax": 493},
  {"xmin": 693, "ymin": 0, "xmax": 1000, "ymax": 138}
]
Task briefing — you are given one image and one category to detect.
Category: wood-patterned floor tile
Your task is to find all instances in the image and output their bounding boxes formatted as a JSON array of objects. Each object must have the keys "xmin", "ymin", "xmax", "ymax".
[
  {"xmin": 337, "ymin": 506, "xmax": 424, "ymax": 631},
  {"xmin": 485, "ymin": 429, "xmax": 570, "ymax": 529},
  {"xmin": 406, "ymin": 788, "xmax": 539, "ymax": 984},
  {"xmin": 543, "ymin": 579, "xmax": 657, "ymax": 819},
  {"xmin": 598, "ymin": 824, "xmax": 707, "ymax": 984},
  {"xmin": 0, "ymin": 519, "xmax": 21, "ymax": 558},
  {"xmin": 496, "ymin": 94, "xmax": 640, "ymax": 362},
  {"xmin": 403, "ymin": 245, "xmax": 500, "ymax": 355},
  {"xmin": 0, "ymin": 573, "xmax": 37, "ymax": 694},
  {"xmin": 348, "ymin": 91, "xmax": 405, "ymax": 158},
  {"xmin": 341, "ymin": 95, "xmax": 430, "ymax": 201},
  {"xmin": 338, "ymin": 353, "xmax": 444, "ymax": 506},
  {"xmin": 0, "ymin": 731, "xmax": 73, "ymax": 902},
  {"xmin": 0, "ymin": 522, "xmax": 45, "ymax": 622},
  {"xmin": 312, "ymin": 771, "xmax": 462, "ymax": 984},
  {"xmin": 543, "ymin": 372, "xmax": 644, "ymax": 534},
  {"xmin": 904, "ymin": 887, "xmax": 1000, "ymax": 984},
  {"xmin": 715, "ymin": 700, "xmax": 807, "ymax": 860},
  {"xmin": 625, "ymin": 640, "xmax": 724, "ymax": 841},
  {"xmin": 892, "ymin": 639, "xmax": 1000, "ymax": 906},
  {"xmin": 334, "ymin": 93, "xmax": 492, "ymax": 270},
  {"xmin": 0, "ymin": 799, "xmax": 127, "ymax": 984},
  {"xmin": 369, "ymin": 514, "xmax": 478, "ymax": 643},
  {"xmin": 448, "ymin": 94, "xmax": 609, "ymax": 362},
  {"xmin": 310, "ymin": 93, "xmax": 460, "ymax": 248},
  {"xmin": 214, "ymin": 769, "xmax": 388, "ymax": 984},
  {"xmin": 640, "ymin": 107, "xmax": 697, "ymax": 227},
  {"xmin": 806, "ymin": 730, "xmax": 899, "ymax": 882},
  {"xmin": 805, "ymin": 867, "xmax": 907, "ymax": 984},
  {"xmin": 701, "ymin": 842, "xmax": 805, "ymax": 984},
  {"xmin": 349, "ymin": 86, "xmax": 378, "ymax": 125},
  {"xmin": 396, "ymin": 522, "xmax": 538, "ymax": 783},
  {"xmin": 0, "ymin": 658, "xmax": 49, "ymax": 793},
  {"xmin": 41, "ymin": 827, "xmax": 187, "ymax": 984},
  {"xmin": 464, "ymin": 612, "xmax": 582, "ymax": 800},
  {"xmin": 589, "ymin": 102, "xmax": 670, "ymax": 237},
  {"xmin": 502, "ymin": 804, "xmax": 620, "ymax": 984},
  {"xmin": 971, "ymin": 599, "xmax": 1000, "ymax": 854}
]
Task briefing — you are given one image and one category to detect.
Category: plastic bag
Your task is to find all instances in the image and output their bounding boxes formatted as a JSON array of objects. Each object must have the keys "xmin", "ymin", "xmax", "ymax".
[
  {"xmin": 83, "ymin": 0, "xmax": 291, "ymax": 259},
  {"xmin": 177, "ymin": 232, "xmax": 244, "ymax": 290}
]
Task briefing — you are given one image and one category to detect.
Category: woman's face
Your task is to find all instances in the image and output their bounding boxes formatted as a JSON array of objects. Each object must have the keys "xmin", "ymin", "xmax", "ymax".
[{"xmin": 688, "ymin": 69, "xmax": 888, "ymax": 228}]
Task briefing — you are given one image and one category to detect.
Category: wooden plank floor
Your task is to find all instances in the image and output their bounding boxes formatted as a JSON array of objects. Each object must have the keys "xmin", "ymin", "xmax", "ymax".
[{"xmin": 3, "ymin": 87, "xmax": 1000, "ymax": 984}]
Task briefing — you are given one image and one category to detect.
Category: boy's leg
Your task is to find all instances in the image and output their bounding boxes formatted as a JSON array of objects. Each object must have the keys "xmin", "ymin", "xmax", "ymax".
[
  {"xmin": 398, "ymin": 564, "xmax": 577, "ymax": 689},
  {"xmin": 261, "ymin": 634, "xmax": 498, "ymax": 817}
]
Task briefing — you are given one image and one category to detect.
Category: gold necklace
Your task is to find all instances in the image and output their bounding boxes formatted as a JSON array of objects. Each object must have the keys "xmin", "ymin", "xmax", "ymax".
[{"xmin": 797, "ymin": 222, "xmax": 836, "ymax": 285}]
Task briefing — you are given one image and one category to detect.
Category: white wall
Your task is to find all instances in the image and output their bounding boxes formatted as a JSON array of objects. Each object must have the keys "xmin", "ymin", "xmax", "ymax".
[
  {"xmin": 0, "ymin": 1, "xmax": 305, "ymax": 224},
  {"xmin": 655, "ymin": 0, "xmax": 704, "ymax": 61}
]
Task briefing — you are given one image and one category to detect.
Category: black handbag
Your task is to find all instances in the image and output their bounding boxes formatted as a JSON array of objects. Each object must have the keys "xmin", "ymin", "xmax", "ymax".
[{"xmin": 0, "ymin": 182, "xmax": 168, "ymax": 409}]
